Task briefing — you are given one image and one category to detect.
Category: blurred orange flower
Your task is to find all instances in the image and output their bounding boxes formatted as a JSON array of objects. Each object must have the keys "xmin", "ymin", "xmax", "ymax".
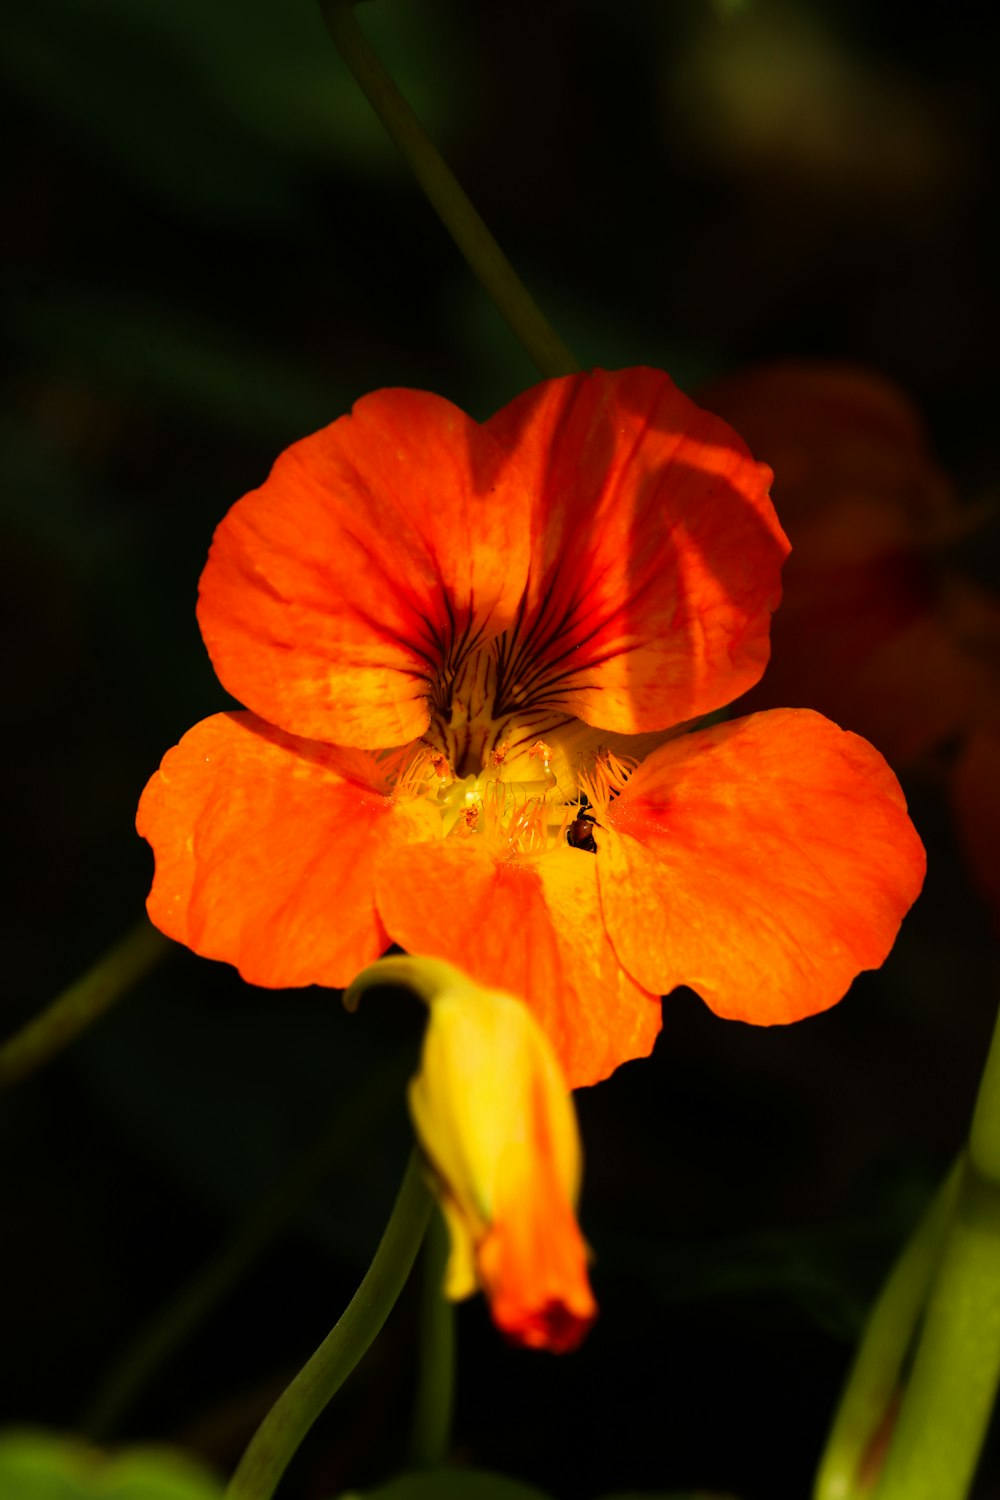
[
  {"xmin": 138, "ymin": 367, "xmax": 926, "ymax": 1087},
  {"xmin": 705, "ymin": 360, "xmax": 1000, "ymax": 922}
]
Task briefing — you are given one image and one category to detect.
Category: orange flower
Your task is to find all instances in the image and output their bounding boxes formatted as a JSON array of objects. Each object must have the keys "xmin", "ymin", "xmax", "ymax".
[
  {"xmin": 137, "ymin": 367, "xmax": 926, "ymax": 1087},
  {"xmin": 347, "ymin": 955, "xmax": 596, "ymax": 1352},
  {"xmin": 702, "ymin": 360, "xmax": 999, "ymax": 766},
  {"xmin": 703, "ymin": 360, "xmax": 1000, "ymax": 925}
]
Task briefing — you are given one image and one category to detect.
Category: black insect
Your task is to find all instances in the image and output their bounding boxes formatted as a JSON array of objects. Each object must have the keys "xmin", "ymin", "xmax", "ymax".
[{"xmin": 566, "ymin": 811, "xmax": 598, "ymax": 854}]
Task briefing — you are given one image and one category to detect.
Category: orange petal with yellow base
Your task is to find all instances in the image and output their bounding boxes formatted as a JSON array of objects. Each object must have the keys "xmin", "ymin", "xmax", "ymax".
[
  {"xmin": 197, "ymin": 389, "xmax": 530, "ymax": 749},
  {"xmin": 598, "ymin": 708, "xmax": 926, "ymax": 1024},
  {"xmin": 484, "ymin": 366, "xmax": 788, "ymax": 733},
  {"xmin": 136, "ymin": 711, "xmax": 436, "ymax": 986},
  {"xmin": 376, "ymin": 840, "xmax": 662, "ymax": 1089},
  {"xmin": 476, "ymin": 1146, "xmax": 597, "ymax": 1353}
]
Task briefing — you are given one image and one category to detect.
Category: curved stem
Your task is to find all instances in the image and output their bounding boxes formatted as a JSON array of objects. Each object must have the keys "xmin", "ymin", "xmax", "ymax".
[
  {"xmin": 812, "ymin": 1156, "xmax": 963, "ymax": 1500},
  {"xmin": 408, "ymin": 1204, "xmax": 455, "ymax": 1468},
  {"xmin": 224, "ymin": 1147, "xmax": 433, "ymax": 1500},
  {"xmin": 0, "ymin": 918, "xmax": 167, "ymax": 1092},
  {"xmin": 318, "ymin": 0, "xmax": 580, "ymax": 380},
  {"xmin": 84, "ymin": 1049, "xmax": 412, "ymax": 1439},
  {"xmin": 872, "ymin": 1002, "xmax": 1000, "ymax": 1500}
]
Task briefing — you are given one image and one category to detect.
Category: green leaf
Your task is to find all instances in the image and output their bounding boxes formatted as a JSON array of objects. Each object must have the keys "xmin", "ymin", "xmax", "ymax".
[
  {"xmin": 0, "ymin": 1431, "xmax": 223, "ymax": 1498},
  {"xmin": 1, "ymin": 0, "xmax": 466, "ymax": 224},
  {"xmin": 335, "ymin": 1467, "xmax": 556, "ymax": 1500},
  {"xmin": 8, "ymin": 289, "xmax": 349, "ymax": 442},
  {"xmin": 75, "ymin": 975, "xmax": 416, "ymax": 1267}
]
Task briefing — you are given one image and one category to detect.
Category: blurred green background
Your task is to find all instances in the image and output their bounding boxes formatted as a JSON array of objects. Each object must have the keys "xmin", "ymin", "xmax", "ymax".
[{"xmin": 3, "ymin": 1, "xmax": 999, "ymax": 1496}]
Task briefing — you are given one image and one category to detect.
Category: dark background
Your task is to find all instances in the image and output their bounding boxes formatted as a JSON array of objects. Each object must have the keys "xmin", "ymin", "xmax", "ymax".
[{"xmin": 3, "ymin": 1, "xmax": 999, "ymax": 1496}]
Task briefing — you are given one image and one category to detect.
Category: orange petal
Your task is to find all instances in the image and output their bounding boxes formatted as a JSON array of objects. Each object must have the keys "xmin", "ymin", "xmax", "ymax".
[
  {"xmin": 376, "ymin": 840, "xmax": 662, "ymax": 1088},
  {"xmin": 136, "ymin": 712, "xmax": 435, "ymax": 986},
  {"xmin": 478, "ymin": 1144, "xmax": 597, "ymax": 1353},
  {"xmin": 485, "ymin": 366, "xmax": 787, "ymax": 733},
  {"xmin": 197, "ymin": 390, "xmax": 530, "ymax": 748},
  {"xmin": 598, "ymin": 709, "xmax": 926, "ymax": 1024}
]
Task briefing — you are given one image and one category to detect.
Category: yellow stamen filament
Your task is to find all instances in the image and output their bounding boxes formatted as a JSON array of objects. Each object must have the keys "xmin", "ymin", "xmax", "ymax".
[{"xmin": 390, "ymin": 722, "xmax": 632, "ymax": 861}]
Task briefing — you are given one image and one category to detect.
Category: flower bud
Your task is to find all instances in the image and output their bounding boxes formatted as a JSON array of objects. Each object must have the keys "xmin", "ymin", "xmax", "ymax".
[{"xmin": 347, "ymin": 957, "xmax": 597, "ymax": 1352}]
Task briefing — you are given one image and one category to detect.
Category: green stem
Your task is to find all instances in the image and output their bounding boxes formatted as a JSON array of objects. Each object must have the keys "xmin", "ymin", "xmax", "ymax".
[
  {"xmin": 317, "ymin": 0, "xmax": 580, "ymax": 380},
  {"xmin": 345, "ymin": 954, "xmax": 463, "ymax": 1013},
  {"xmin": 872, "ymin": 1003, "xmax": 1000, "ymax": 1500},
  {"xmin": 224, "ymin": 1147, "xmax": 433, "ymax": 1500},
  {"xmin": 408, "ymin": 1204, "xmax": 455, "ymax": 1468},
  {"xmin": 970, "ymin": 1000, "xmax": 1000, "ymax": 1184},
  {"xmin": 812, "ymin": 1157, "xmax": 963, "ymax": 1500},
  {"xmin": 0, "ymin": 918, "xmax": 167, "ymax": 1092},
  {"xmin": 84, "ymin": 1050, "xmax": 412, "ymax": 1439}
]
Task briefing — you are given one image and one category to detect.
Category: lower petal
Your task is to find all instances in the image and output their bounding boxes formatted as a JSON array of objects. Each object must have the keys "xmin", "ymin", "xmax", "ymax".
[
  {"xmin": 375, "ymin": 840, "xmax": 661, "ymax": 1088},
  {"xmin": 136, "ymin": 711, "xmax": 433, "ymax": 987},
  {"xmin": 598, "ymin": 709, "xmax": 926, "ymax": 1024}
]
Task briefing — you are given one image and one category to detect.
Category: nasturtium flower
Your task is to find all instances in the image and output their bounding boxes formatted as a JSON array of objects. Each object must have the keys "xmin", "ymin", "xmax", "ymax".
[
  {"xmin": 137, "ymin": 367, "xmax": 926, "ymax": 1088},
  {"xmin": 347, "ymin": 956, "xmax": 596, "ymax": 1352}
]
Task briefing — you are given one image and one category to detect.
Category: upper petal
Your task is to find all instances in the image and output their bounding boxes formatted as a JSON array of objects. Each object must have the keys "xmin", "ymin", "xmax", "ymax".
[
  {"xmin": 375, "ymin": 838, "xmax": 662, "ymax": 1089},
  {"xmin": 597, "ymin": 709, "xmax": 926, "ymax": 1024},
  {"xmin": 485, "ymin": 366, "xmax": 787, "ymax": 733},
  {"xmin": 136, "ymin": 711, "xmax": 435, "ymax": 986},
  {"xmin": 197, "ymin": 390, "xmax": 530, "ymax": 748}
]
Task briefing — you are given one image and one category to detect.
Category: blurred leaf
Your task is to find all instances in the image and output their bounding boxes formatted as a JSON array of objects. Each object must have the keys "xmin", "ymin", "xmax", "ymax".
[
  {"xmin": 0, "ymin": 1431, "xmax": 222, "ymax": 1498},
  {"xmin": 335, "ymin": 1468, "xmax": 555, "ymax": 1500},
  {"xmin": 2, "ymin": 0, "xmax": 465, "ymax": 224},
  {"xmin": 8, "ymin": 290, "xmax": 349, "ymax": 442},
  {"xmin": 598, "ymin": 1164, "xmax": 933, "ymax": 1340},
  {"xmin": 75, "ymin": 971, "xmax": 418, "ymax": 1264}
]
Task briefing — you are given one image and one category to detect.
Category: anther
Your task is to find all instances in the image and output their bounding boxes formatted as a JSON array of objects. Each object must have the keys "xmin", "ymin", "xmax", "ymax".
[{"xmin": 430, "ymin": 752, "xmax": 452, "ymax": 782}]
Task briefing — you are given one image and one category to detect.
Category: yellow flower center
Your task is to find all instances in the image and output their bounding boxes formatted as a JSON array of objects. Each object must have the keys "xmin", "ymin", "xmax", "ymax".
[{"xmin": 388, "ymin": 643, "xmax": 637, "ymax": 858}]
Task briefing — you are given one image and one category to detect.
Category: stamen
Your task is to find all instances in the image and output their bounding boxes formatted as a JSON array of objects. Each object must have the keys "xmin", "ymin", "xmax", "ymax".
[{"xmin": 579, "ymin": 747, "xmax": 637, "ymax": 812}]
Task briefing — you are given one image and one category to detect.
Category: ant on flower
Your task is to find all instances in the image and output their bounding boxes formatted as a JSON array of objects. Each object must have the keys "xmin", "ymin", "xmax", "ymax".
[{"xmin": 566, "ymin": 808, "xmax": 598, "ymax": 854}]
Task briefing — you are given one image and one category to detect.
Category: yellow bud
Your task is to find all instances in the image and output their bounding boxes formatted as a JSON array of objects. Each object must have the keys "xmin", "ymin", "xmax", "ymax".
[{"xmin": 346, "ymin": 957, "xmax": 597, "ymax": 1352}]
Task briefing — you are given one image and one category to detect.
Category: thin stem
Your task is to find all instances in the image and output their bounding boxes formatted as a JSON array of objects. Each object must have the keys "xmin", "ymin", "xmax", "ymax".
[
  {"xmin": 224, "ymin": 1147, "xmax": 433, "ymax": 1500},
  {"xmin": 872, "ymin": 1000, "xmax": 1000, "ymax": 1500},
  {"xmin": 812, "ymin": 1157, "xmax": 963, "ymax": 1500},
  {"xmin": 408, "ymin": 1204, "xmax": 455, "ymax": 1468},
  {"xmin": 318, "ymin": 0, "xmax": 580, "ymax": 380},
  {"xmin": 84, "ymin": 1050, "xmax": 412, "ymax": 1439},
  {"xmin": 0, "ymin": 918, "xmax": 167, "ymax": 1092}
]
